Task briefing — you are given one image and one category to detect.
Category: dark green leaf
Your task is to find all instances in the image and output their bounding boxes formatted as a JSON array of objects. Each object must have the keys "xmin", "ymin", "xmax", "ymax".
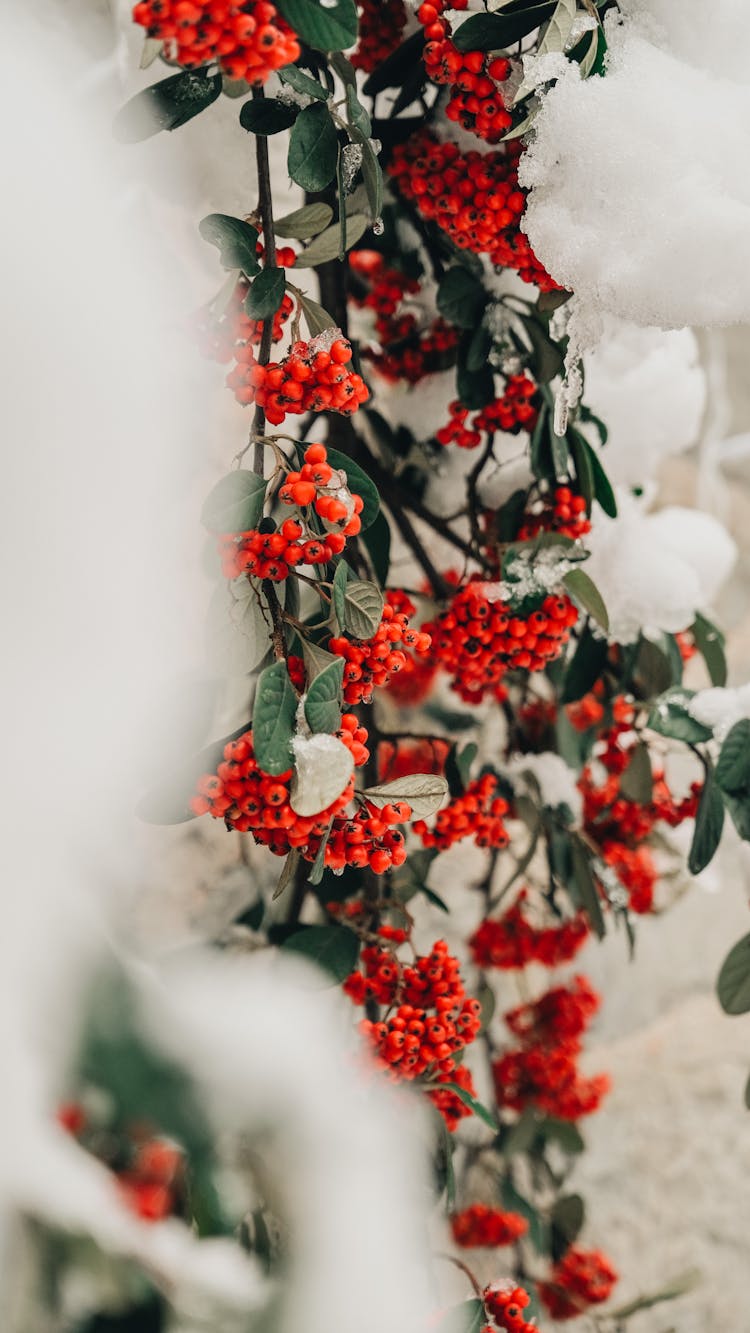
[
  {"xmin": 244, "ymin": 267, "xmax": 286, "ymax": 320},
  {"xmin": 363, "ymin": 30, "xmax": 426, "ymax": 94},
  {"xmin": 588, "ymin": 443, "xmax": 618, "ymax": 517},
  {"xmin": 520, "ymin": 314, "xmax": 565, "ymax": 384},
  {"xmin": 324, "ymin": 446, "xmax": 381, "ymax": 529},
  {"xmin": 278, "ymin": 64, "xmax": 329, "ymax": 99},
  {"xmin": 201, "ymin": 469, "xmax": 267, "ymax": 534},
  {"xmin": 252, "ymin": 661, "xmax": 297, "ymax": 775},
  {"xmin": 633, "ymin": 636, "xmax": 675, "ymax": 700},
  {"xmin": 346, "ymin": 83, "xmax": 372, "ymax": 138},
  {"xmin": 275, "ymin": 0, "xmax": 358, "ymax": 51},
  {"xmin": 275, "ymin": 202, "xmax": 334, "ymax": 238},
  {"xmin": 648, "ymin": 689, "xmax": 713, "ymax": 744},
  {"xmin": 114, "ymin": 70, "xmax": 222, "ymax": 142},
  {"xmin": 563, "ymin": 568, "xmax": 609, "ymax": 631},
  {"xmin": 439, "ymin": 1082, "xmax": 500, "ymax": 1133},
  {"xmin": 298, "ymin": 293, "xmax": 337, "ymax": 337},
  {"xmin": 502, "ymin": 1107, "xmax": 539, "ymax": 1156},
  {"xmin": 561, "ymin": 625, "xmax": 608, "ymax": 703},
  {"xmin": 332, "ymin": 564, "xmax": 384, "ymax": 638},
  {"xmin": 692, "ymin": 611, "xmax": 728, "ymax": 687},
  {"xmin": 199, "ymin": 214, "xmax": 260, "ymax": 277},
  {"xmin": 453, "ymin": 5, "xmax": 556, "ymax": 52},
  {"xmin": 421, "ymin": 886, "xmax": 450, "ymax": 913},
  {"xmin": 304, "ymin": 659, "xmax": 344, "ymax": 733},
  {"xmin": 80, "ymin": 1294, "xmax": 166, "ymax": 1333},
  {"xmin": 288, "ymin": 104, "xmax": 339, "ymax": 192},
  {"xmin": 717, "ymin": 932, "xmax": 750, "ymax": 1015},
  {"xmin": 568, "ymin": 428, "xmax": 594, "ymax": 513},
  {"xmin": 295, "ymin": 214, "xmax": 369, "ymax": 266},
  {"xmin": 466, "ymin": 322, "xmax": 492, "ymax": 373},
  {"xmin": 619, "ymin": 741, "xmax": 652, "ymax": 805},
  {"xmin": 688, "ymin": 768, "xmax": 724, "ymax": 875},
  {"xmin": 538, "ymin": 1116, "xmax": 585, "ymax": 1153},
  {"xmin": 716, "ymin": 720, "xmax": 750, "ymax": 793},
  {"xmin": 550, "ymin": 1194, "xmax": 585, "ymax": 1262},
  {"xmin": 347, "ymin": 127, "xmax": 383, "ymax": 220},
  {"xmin": 570, "ymin": 836, "xmax": 606, "ymax": 939},
  {"xmin": 281, "ymin": 924, "xmax": 359, "ymax": 982},
  {"xmin": 437, "ymin": 267, "xmax": 487, "ymax": 329},
  {"xmin": 239, "ymin": 98, "xmax": 297, "ymax": 135},
  {"xmin": 501, "ymin": 1178, "xmax": 548, "ymax": 1254},
  {"xmin": 457, "ymin": 342, "xmax": 495, "ymax": 410},
  {"xmin": 362, "ymin": 508, "xmax": 391, "ymax": 586}
]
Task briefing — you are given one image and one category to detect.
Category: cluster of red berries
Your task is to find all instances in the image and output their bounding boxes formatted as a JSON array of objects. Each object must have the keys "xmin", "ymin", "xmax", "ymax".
[
  {"xmin": 469, "ymin": 891, "xmax": 589, "ymax": 970},
  {"xmin": 377, "ymin": 737, "xmax": 449, "ymax": 783},
  {"xmin": 517, "ymin": 485, "xmax": 592, "ymax": 542},
  {"xmin": 451, "ymin": 1204, "xmax": 528, "ymax": 1249},
  {"xmin": 350, "ymin": 250, "xmax": 459, "ymax": 385},
  {"xmin": 351, "ymin": 0, "xmax": 407, "ymax": 72},
  {"xmin": 436, "ymin": 378, "xmax": 539, "ymax": 448},
  {"xmin": 538, "ymin": 1246, "xmax": 618, "ymax": 1321},
  {"xmin": 131, "ymin": 0, "xmax": 300, "ymax": 82},
  {"xmin": 344, "ymin": 939, "xmax": 482, "ymax": 1126},
  {"xmin": 227, "ymin": 333, "xmax": 369, "ymax": 424},
  {"xmin": 483, "ymin": 1282, "xmax": 537, "ymax": 1333},
  {"xmin": 195, "ymin": 245, "xmax": 297, "ymax": 363},
  {"xmin": 418, "ymin": 3, "xmax": 513, "ymax": 144},
  {"xmin": 329, "ymin": 592, "xmax": 432, "ymax": 705},
  {"xmin": 388, "ymin": 130, "xmax": 560, "ymax": 291},
  {"xmin": 425, "ymin": 578, "xmax": 578, "ymax": 703},
  {"xmin": 58, "ymin": 1103, "xmax": 184, "ymax": 1223},
  {"xmin": 428, "ymin": 1064, "xmax": 477, "ymax": 1132},
  {"xmin": 493, "ymin": 977, "xmax": 610, "ymax": 1122},
  {"xmin": 217, "ymin": 444, "xmax": 363, "ymax": 582},
  {"xmin": 413, "ymin": 774, "xmax": 510, "ymax": 851}
]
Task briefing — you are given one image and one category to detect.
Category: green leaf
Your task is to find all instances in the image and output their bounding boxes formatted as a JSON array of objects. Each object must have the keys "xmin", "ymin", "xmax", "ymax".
[
  {"xmin": 275, "ymin": 0, "xmax": 358, "ymax": 51},
  {"xmin": 550, "ymin": 1193, "xmax": 585, "ymax": 1262},
  {"xmin": 421, "ymin": 886, "xmax": 450, "ymax": 914},
  {"xmin": 437, "ymin": 267, "xmax": 487, "ymax": 329},
  {"xmin": 346, "ymin": 82, "xmax": 372, "ymax": 138},
  {"xmin": 324, "ymin": 446, "xmax": 381, "ymax": 529},
  {"xmin": 688, "ymin": 768, "xmax": 724, "ymax": 875},
  {"xmin": 588, "ymin": 443, "xmax": 618, "ymax": 517},
  {"xmin": 570, "ymin": 836, "xmax": 606, "ymax": 939},
  {"xmin": 332, "ymin": 564, "xmax": 384, "ymax": 638},
  {"xmin": 298, "ymin": 293, "xmax": 337, "ymax": 337},
  {"xmin": 273, "ymin": 849, "xmax": 301, "ymax": 901},
  {"xmin": 438, "ymin": 1082, "xmax": 500, "ymax": 1133},
  {"xmin": 453, "ymin": 5, "xmax": 556, "ymax": 52},
  {"xmin": 362, "ymin": 774, "xmax": 449, "ymax": 820},
  {"xmin": 466, "ymin": 323, "xmax": 492, "ymax": 373},
  {"xmin": 539, "ymin": 1116, "xmax": 585, "ymax": 1153},
  {"xmin": 568, "ymin": 427, "xmax": 594, "ymax": 513},
  {"xmin": 561, "ymin": 625, "xmax": 608, "ymax": 704},
  {"xmin": 435, "ymin": 1301, "xmax": 484, "ymax": 1333},
  {"xmin": 304, "ymin": 659, "xmax": 344, "ymax": 733},
  {"xmin": 295, "ymin": 214, "xmax": 370, "ymax": 267},
  {"xmin": 717, "ymin": 931, "xmax": 750, "ymax": 1015},
  {"xmin": 619, "ymin": 741, "xmax": 653, "ymax": 804},
  {"xmin": 201, "ymin": 470, "xmax": 267, "ymax": 534},
  {"xmin": 551, "ymin": 428, "xmax": 570, "ymax": 481},
  {"xmin": 520, "ymin": 314, "xmax": 565, "ymax": 384},
  {"xmin": 281, "ymin": 924, "xmax": 359, "ymax": 983},
  {"xmin": 239, "ymin": 98, "xmax": 297, "ymax": 135},
  {"xmin": 275, "ymin": 202, "xmax": 334, "ymax": 238},
  {"xmin": 278, "ymin": 64, "xmax": 329, "ymax": 100},
  {"xmin": 457, "ymin": 343, "xmax": 495, "ymax": 410},
  {"xmin": 363, "ymin": 30, "xmax": 426, "ymax": 95},
  {"xmin": 301, "ymin": 638, "xmax": 340, "ymax": 681},
  {"xmin": 648, "ymin": 689, "xmax": 713, "ymax": 744},
  {"xmin": 692, "ymin": 611, "xmax": 728, "ymax": 687},
  {"xmin": 362, "ymin": 508, "xmax": 391, "ymax": 586},
  {"xmin": 537, "ymin": 0, "xmax": 577, "ymax": 55},
  {"xmin": 252, "ymin": 661, "xmax": 297, "ymax": 776},
  {"xmin": 716, "ymin": 720, "xmax": 750, "ymax": 793},
  {"xmin": 633, "ymin": 636, "xmax": 675, "ymax": 700},
  {"xmin": 244, "ymin": 267, "xmax": 286, "ymax": 320},
  {"xmin": 206, "ymin": 577, "xmax": 270, "ymax": 675},
  {"xmin": 501, "ymin": 1107, "xmax": 539, "ymax": 1156},
  {"xmin": 199, "ymin": 214, "xmax": 260, "ymax": 277},
  {"xmin": 501, "ymin": 1179, "xmax": 548, "ymax": 1255},
  {"xmin": 114, "ymin": 69, "xmax": 222, "ymax": 142},
  {"xmin": 308, "ymin": 820, "xmax": 334, "ymax": 885},
  {"xmin": 563, "ymin": 568, "xmax": 609, "ymax": 631},
  {"xmin": 288, "ymin": 104, "xmax": 339, "ymax": 192}
]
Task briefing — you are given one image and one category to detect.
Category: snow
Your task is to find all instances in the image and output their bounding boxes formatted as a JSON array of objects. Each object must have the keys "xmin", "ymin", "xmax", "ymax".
[
  {"xmin": 583, "ymin": 318, "xmax": 706, "ymax": 490},
  {"xmin": 504, "ymin": 751, "xmax": 583, "ymax": 822},
  {"xmin": 520, "ymin": 6, "xmax": 750, "ymax": 329},
  {"xmin": 690, "ymin": 685, "xmax": 750, "ymax": 742},
  {"xmin": 585, "ymin": 495, "xmax": 737, "ymax": 643}
]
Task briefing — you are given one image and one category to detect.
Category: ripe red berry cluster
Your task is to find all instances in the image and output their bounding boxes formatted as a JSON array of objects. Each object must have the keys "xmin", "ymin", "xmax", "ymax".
[
  {"xmin": 517, "ymin": 485, "xmax": 591, "ymax": 542},
  {"xmin": 131, "ymin": 0, "xmax": 300, "ymax": 82},
  {"xmin": 483, "ymin": 1282, "xmax": 537, "ymax": 1333},
  {"xmin": 428, "ymin": 1064, "xmax": 477, "ymax": 1132},
  {"xmin": 58, "ymin": 1103, "xmax": 184, "ymax": 1223},
  {"xmin": 351, "ymin": 0, "xmax": 407, "ymax": 72},
  {"xmin": 493, "ymin": 977, "xmax": 610, "ymax": 1122},
  {"xmin": 388, "ymin": 130, "xmax": 560, "ymax": 291},
  {"xmin": 424, "ymin": 578, "xmax": 578, "ymax": 703},
  {"xmin": 418, "ymin": 4, "xmax": 513, "ymax": 144},
  {"xmin": 377, "ymin": 738, "xmax": 449, "ymax": 782},
  {"xmin": 227, "ymin": 333, "xmax": 369, "ymax": 424},
  {"xmin": 538, "ymin": 1246, "xmax": 618, "ymax": 1321},
  {"xmin": 195, "ymin": 245, "xmax": 297, "ymax": 363},
  {"xmin": 217, "ymin": 444, "xmax": 363, "ymax": 582},
  {"xmin": 436, "ymin": 377, "xmax": 539, "ymax": 449},
  {"xmin": 329, "ymin": 592, "xmax": 432, "ymax": 705},
  {"xmin": 451, "ymin": 1204, "xmax": 528, "ymax": 1249},
  {"xmin": 469, "ymin": 891, "xmax": 589, "ymax": 970},
  {"xmin": 350, "ymin": 250, "xmax": 459, "ymax": 385},
  {"xmin": 344, "ymin": 939, "xmax": 482, "ymax": 1123},
  {"xmin": 414, "ymin": 774, "xmax": 510, "ymax": 851}
]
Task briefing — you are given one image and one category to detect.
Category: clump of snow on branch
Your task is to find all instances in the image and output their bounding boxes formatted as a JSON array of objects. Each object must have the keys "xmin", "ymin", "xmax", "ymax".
[
  {"xmin": 690, "ymin": 685, "xmax": 750, "ymax": 742},
  {"xmin": 585, "ymin": 496, "xmax": 737, "ymax": 643},
  {"xmin": 583, "ymin": 318, "xmax": 706, "ymax": 490},
  {"xmin": 520, "ymin": 4, "xmax": 750, "ymax": 328},
  {"xmin": 505, "ymin": 752, "xmax": 583, "ymax": 823}
]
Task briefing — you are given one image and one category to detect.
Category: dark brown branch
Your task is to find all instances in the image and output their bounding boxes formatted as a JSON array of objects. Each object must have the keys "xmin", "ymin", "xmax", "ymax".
[{"xmin": 251, "ymin": 87, "xmax": 279, "ymax": 475}]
